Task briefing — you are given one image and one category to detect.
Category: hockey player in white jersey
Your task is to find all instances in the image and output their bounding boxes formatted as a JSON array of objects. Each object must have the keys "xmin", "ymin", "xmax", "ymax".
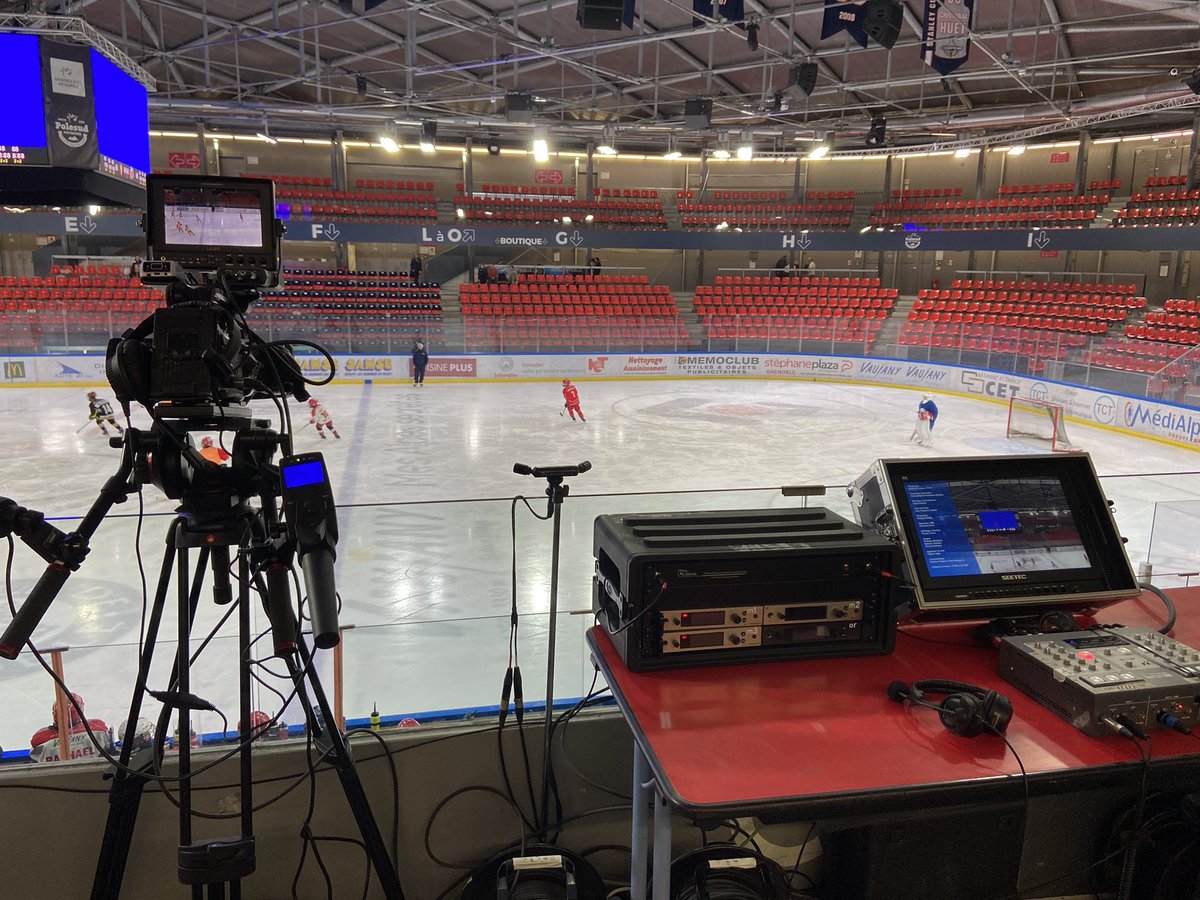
[{"xmin": 308, "ymin": 397, "xmax": 340, "ymax": 439}]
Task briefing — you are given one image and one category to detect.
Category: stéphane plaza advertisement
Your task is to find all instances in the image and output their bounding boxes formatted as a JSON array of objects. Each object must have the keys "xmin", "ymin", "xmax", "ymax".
[{"xmin": 2, "ymin": 351, "xmax": 1198, "ymax": 450}]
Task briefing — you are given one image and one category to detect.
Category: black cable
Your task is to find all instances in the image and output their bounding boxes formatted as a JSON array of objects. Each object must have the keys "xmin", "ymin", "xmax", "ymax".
[
  {"xmin": 291, "ymin": 728, "xmax": 332, "ymax": 900},
  {"xmin": 347, "ymin": 728, "xmax": 401, "ymax": 871},
  {"xmin": 1136, "ymin": 581, "xmax": 1178, "ymax": 634},
  {"xmin": 788, "ymin": 822, "xmax": 818, "ymax": 892},
  {"xmin": 602, "ymin": 581, "xmax": 668, "ymax": 638},
  {"xmin": 423, "ymin": 785, "xmax": 527, "ymax": 869}
]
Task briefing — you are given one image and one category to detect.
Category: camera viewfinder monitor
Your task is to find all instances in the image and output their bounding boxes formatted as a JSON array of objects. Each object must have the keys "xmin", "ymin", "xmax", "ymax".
[
  {"xmin": 861, "ymin": 453, "xmax": 1137, "ymax": 621},
  {"xmin": 145, "ymin": 174, "xmax": 279, "ymax": 273}
]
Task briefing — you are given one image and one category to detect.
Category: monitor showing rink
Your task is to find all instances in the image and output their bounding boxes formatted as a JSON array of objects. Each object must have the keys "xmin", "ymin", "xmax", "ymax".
[
  {"xmin": 1, "ymin": 377, "xmax": 1198, "ymax": 757},
  {"xmin": 164, "ymin": 203, "xmax": 262, "ymax": 246}
]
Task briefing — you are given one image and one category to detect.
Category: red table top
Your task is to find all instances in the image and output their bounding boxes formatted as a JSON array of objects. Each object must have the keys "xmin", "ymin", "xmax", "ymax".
[{"xmin": 587, "ymin": 589, "xmax": 1200, "ymax": 817}]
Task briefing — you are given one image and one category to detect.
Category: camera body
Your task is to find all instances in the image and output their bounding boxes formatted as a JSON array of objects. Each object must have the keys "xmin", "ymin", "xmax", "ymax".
[{"xmin": 106, "ymin": 174, "xmax": 304, "ymax": 411}]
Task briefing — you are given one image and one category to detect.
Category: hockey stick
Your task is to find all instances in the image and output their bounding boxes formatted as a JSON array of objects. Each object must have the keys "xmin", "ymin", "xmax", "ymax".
[
  {"xmin": 300, "ymin": 420, "xmax": 313, "ymax": 430},
  {"xmin": 76, "ymin": 419, "xmax": 94, "ymax": 434},
  {"xmin": 559, "ymin": 405, "xmax": 566, "ymax": 417}
]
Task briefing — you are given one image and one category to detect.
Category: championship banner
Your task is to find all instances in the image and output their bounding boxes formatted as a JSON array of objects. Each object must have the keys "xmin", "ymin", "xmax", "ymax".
[
  {"xmin": 821, "ymin": 0, "xmax": 869, "ymax": 49},
  {"xmin": 40, "ymin": 40, "xmax": 99, "ymax": 170},
  {"xmin": 921, "ymin": 0, "xmax": 973, "ymax": 76}
]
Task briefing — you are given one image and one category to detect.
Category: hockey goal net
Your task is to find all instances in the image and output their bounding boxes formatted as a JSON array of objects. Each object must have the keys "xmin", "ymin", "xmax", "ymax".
[{"xmin": 1006, "ymin": 396, "xmax": 1076, "ymax": 451}]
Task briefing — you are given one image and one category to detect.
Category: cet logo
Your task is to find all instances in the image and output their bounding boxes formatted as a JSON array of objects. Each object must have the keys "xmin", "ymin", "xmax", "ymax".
[
  {"xmin": 1028, "ymin": 382, "xmax": 1050, "ymax": 402},
  {"xmin": 588, "ymin": 356, "xmax": 609, "ymax": 373},
  {"xmin": 1093, "ymin": 395, "xmax": 1116, "ymax": 424},
  {"xmin": 53, "ymin": 114, "xmax": 90, "ymax": 149},
  {"xmin": 904, "ymin": 234, "xmax": 922, "ymax": 249}
]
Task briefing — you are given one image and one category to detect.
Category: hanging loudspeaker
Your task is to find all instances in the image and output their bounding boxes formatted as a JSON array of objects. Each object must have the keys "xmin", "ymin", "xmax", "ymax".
[
  {"xmin": 866, "ymin": 117, "xmax": 887, "ymax": 147},
  {"xmin": 788, "ymin": 62, "xmax": 818, "ymax": 99},
  {"xmin": 862, "ymin": 0, "xmax": 903, "ymax": 50}
]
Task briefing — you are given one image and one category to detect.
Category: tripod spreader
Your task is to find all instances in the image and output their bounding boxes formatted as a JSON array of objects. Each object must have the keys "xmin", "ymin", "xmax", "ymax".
[
  {"xmin": 513, "ymin": 461, "xmax": 592, "ymax": 479},
  {"xmin": 0, "ymin": 432, "xmax": 141, "ymax": 660}
]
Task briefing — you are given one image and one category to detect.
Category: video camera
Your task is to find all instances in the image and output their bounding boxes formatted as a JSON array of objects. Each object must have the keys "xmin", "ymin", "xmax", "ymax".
[{"xmin": 106, "ymin": 174, "xmax": 306, "ymax": 412}]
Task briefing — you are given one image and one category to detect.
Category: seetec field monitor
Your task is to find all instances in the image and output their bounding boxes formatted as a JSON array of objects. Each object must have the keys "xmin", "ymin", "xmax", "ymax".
[
  {"xmin": 144, "ymin": 174, "xmax": 280, "ymax": 274},
  {"xmin": 850, "ymin": 454, "xmax": 1138, "ymax": 620}
]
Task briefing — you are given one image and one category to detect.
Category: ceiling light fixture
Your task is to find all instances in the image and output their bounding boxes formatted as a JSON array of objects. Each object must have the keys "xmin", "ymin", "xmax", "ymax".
[
  {"xmin": 737, "ymin": 129, "xmax": 754, "ymax": 160},
  {"xmin": 663, "ymin": 135, "xmax": 682, "ymax": 160},
  {"xmin": 532, "ymin": 127, "xmax": 550, "ymax": 162},
  {"xmin": 806, "ymin": 134, "xmax": 832, "ymax": 160},
  {"xmin": 1007, "ymin": 145, "xmax": 1026, "ymax": 155},
  {"xmin": 379, "ymin": 123, "xmax": 399, "ymax": 153},
  {"xmin": 420, "ymin": 121, "xmax": 437, "ymax": 153},
  {"xmin": 597, "ymin": 125, "xmax": 617, "ymax": 156},
  {"xmin": 954, "ymin": 148, "xmax": 971, "ymax": 158}
]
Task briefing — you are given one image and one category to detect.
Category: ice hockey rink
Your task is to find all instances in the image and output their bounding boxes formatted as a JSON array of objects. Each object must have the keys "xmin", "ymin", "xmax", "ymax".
[{"xmin": 2, "ymin": 376, "xmax": 1199, "ymax": 755}]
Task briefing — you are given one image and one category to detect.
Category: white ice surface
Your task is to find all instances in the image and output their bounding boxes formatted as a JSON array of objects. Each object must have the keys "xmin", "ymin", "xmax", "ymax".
[{"xmin": 1, "ymin": 378, "xmax": 1199, "ymax": 755}]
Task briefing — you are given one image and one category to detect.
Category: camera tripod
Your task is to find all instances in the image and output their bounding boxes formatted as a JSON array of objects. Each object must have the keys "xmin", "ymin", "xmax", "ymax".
[{"xmin": 2, "ymin": 410, "xmax": 405, "ymax": 900}]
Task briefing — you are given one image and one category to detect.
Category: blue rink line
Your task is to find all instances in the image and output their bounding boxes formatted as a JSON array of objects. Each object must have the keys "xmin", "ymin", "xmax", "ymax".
[
  {"xmin": 0, "ymin": 696, "xmax": 616, "ymax": 763},
  {"xmin": 334, "ymin": 378, "xmax": 373, "ymax": 506}
]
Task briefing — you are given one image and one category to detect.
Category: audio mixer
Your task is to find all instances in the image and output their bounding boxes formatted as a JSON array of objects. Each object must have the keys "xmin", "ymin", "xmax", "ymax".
[{"xmin": 997, "ymin": 627, "xmax": 1200, "ymax": 737}]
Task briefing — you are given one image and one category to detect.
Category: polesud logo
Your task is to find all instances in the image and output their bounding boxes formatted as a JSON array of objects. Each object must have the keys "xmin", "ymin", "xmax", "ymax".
[{"xmin": 53, "ymin": 114, "xmax": 90, "ymax": 149}]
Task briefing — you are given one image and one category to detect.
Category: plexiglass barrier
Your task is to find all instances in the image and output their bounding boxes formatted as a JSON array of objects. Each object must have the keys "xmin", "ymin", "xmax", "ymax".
[{"xmin": 2, "ymin": 473, "xmax": 1198, "ymax": 765}]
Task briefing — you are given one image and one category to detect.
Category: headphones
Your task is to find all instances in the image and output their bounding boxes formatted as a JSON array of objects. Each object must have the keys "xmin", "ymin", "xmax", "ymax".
[{"xmin": 887, "ymin": 679, "xmax": 1013, "ymax": 738}]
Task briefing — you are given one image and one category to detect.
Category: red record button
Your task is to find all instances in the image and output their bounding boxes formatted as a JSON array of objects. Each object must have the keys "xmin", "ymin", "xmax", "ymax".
[{"xmin": 1077, "ymin": 651, "xmax": 1095, "ymax": 661}]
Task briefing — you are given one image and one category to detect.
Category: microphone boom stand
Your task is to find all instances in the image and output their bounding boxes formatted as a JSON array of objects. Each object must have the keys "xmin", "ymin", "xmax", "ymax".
[{"xmin": 513, "ymin": 460, "xmax": 591, "ymax": 830}]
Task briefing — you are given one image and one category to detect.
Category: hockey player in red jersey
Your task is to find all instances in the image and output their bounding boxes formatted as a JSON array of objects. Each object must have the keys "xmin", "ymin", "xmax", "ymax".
[
  {"xmin": 308, "ymin": 397, "xmax": 341, "ymax": 439},
  {"xmin": 562, "ymin": 379, "xmax": 585, "ymax": 422}
]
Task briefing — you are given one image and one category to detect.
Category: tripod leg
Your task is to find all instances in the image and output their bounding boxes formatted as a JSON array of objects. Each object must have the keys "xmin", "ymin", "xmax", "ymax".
[
  {"xmin": 287, "ymin": 636, "xmax": 408, "ymax": 900},
  {"xmin": 91, "ymin": 523, "xmax": 180, "ymax": 900}
]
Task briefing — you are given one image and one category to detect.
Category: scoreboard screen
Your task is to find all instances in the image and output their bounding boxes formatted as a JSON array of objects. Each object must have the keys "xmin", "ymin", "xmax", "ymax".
[
  {"xmin": 0, "ymin": 33, "xmax": 49, "ymax": 166},
  {"xmin": 92, "ymin": 48, "xmax": 149, "ymax": 183}
]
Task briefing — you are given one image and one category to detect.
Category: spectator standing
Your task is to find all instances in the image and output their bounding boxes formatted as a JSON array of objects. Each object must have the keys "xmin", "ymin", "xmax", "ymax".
[
  {"xmin": 412, "ymin": 341, "xmax": 429, "ymax": 387},
  {"xmin": 806, "ymin": 258, "xmax": 817, "ymax": 273},
  {"xmin": 409, "ymin": 253, "xmax": 423, "ymax": 284},
  {"xmin": 590, "ymin": 256, "xmax": 602, "ymax": 276}
]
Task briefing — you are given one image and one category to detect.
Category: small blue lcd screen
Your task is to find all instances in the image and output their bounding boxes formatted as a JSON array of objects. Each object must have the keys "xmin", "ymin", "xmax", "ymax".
[
  {"xmin": 0, "ymin": 34, "xmax": 47, "ymax": 149},
  {"xmin": 283, "ymin": 460, "xmax": 326, "ymax": 489},
  {"xmin": 979, "ymin": 509, "xmax": 1020, "ymax": 533},
  {"xmin": 91, "ymin": 49, "xmax": 150, "ymax": 173}
]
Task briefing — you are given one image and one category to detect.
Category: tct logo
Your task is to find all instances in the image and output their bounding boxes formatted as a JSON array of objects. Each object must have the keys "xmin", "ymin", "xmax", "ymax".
[
  {"xmin": 588, "ymin": 356, "xmax": 609, "ymax": 373},
  {"xmin": 1027, "ymin": 382, "xmax": 1050, "ymax": 402},
  {"xmin": 960, "ymin": 370, "xmax": 1019, "ymax": 399},
  {"xmin": 1093, "ymin": 395, "xmax": 1116, "ymax": 424}
]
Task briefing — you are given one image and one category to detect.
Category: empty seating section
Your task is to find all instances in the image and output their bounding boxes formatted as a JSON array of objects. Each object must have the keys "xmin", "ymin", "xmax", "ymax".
[
  {"xmin": 1083, "ymin": 337, "xmax": 1195, "ymax": 383},
  {"xmin": 677, "ymin": 190, "xmax": 854, "ymax": 230},
  {"xmin": 251, "ymin": 174, "xmax": 437, "ymax": 222},
  {"xmin": 460, "ymin": 274, "xmax": 687, "ymax": 349},
  {"xmin": 1113, "ymin": 187, "xmax": 1200, "ymax": 227},
  {"xmin": 1126, "ymin": 298, "xmax": 1200, "ymax": 344},
  {"xmin": 0, "ymin": 265, "xmax": 160, "ymax": 350},
  {"xmin": 899, "ymin": 278, "xmax": 1145, "ymax": 367},
  {"xmin": 258, "ymin": 269, "xmax": 443, "ymax": 351},
  {"xmin": 1143, "ymin": 175, "xmax": 1189, "ymax": 188},
  {"xmin": 455, "ymin": 183, "xmax": 666, "ymax": 229},
  {"xmin": 872, "ymin": 186, "xmax": 1107, "ymax": 229},
  {"xmin": 693, "ymin": 275, "xmax": 894, "ymax": 344},
  {"xmin": 1088, "ymin": 179, "xmax": 1123, "ymax": 191}
]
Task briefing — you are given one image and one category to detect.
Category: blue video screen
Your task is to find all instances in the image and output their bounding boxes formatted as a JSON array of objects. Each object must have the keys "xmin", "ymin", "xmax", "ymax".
[
  {"xmin": 91, "ymin": 49, "xmax": 150, "ymax": 175},
  {"xmin": 0, "ymin": 33, "xmax": 48, "ymax": 163},
  {"xmin": 282, "ymin": 459, "xmax": 327, "ymax": 489},
  {"xmin": 978, "ymin": 509, "xmax": 1019, "ymax": 533},
  {"xmin": 902, "ymin": 476, "xmax": 1091, "ymax": 578}
]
